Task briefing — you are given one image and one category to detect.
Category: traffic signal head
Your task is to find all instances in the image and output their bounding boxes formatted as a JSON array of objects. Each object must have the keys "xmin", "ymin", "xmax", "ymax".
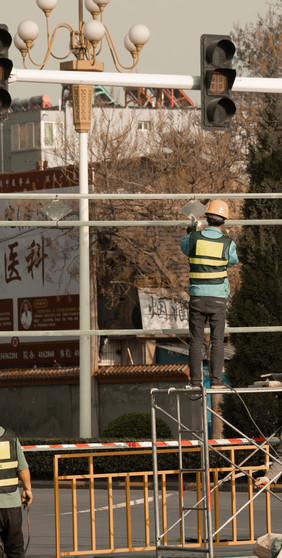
[
  {"xmin": 201, "ymin": 34, "xmax": 236, "ymax": 130},
  {"xmin": 0, "ymin": 24, "xmax": 12, "ymax": 117}
]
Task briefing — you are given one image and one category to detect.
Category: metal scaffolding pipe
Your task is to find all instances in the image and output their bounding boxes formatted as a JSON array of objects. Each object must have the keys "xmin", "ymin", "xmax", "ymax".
[
  {"xmin": 0, "ymin": 219, "xmax": 281, "ymax": 227},
  {"xmin": 0, "ymin": 326, "xmax": 281, "ymax": 337},
  {"xmin": 0, "ymin": 192, "xmax": 281, "ymax": 200}
]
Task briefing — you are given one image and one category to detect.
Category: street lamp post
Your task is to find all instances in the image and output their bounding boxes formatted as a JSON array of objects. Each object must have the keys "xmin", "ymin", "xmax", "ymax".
[
  {"xmin": 14, "ymin": 0, "xmax": 150, "ymax": 438},
  {"xmin": 73, "ymin": 84, "xmax": 93, "ymax": 438}
]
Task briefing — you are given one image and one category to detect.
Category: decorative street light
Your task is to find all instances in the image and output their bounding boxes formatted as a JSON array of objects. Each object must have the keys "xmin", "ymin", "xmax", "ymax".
[
  {"xmin": 14, "ymin": 0, "xmax": 150, "ymax": 73},
  {"xmin": 14, "ymin": 0, "xmax": 150, "ymax": 438}
]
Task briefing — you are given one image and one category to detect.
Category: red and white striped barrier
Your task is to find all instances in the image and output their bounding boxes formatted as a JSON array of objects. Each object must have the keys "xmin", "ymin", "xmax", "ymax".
[{"xmin": 21, "ymin": 438, "xmax": 271, "ymax": 452}]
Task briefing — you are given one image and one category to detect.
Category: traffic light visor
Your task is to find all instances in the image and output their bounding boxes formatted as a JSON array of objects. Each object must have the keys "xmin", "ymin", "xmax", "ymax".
[
  {"xmin": 0, "ymin": 58, "xmax": 13, "ymax": 81},
  {"xmin": 0, "ymin": 26, "xmax": 12, "ymax": 54},
  {"xmin": 207, "ymin": 97, "xmax": 236, "ymax": 125},
  {"xmin": 206, "ymin": 39, "xmax": 236, "ymax": 66},
  {"xmin": 0, "ymin": 88, "xmax": 11, "ymax": 111}
]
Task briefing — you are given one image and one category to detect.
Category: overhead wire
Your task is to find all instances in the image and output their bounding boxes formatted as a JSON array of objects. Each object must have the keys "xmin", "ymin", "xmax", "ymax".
[{"xmin": 228, "ymin": 385, "xmax": 282, "ymax": 461}]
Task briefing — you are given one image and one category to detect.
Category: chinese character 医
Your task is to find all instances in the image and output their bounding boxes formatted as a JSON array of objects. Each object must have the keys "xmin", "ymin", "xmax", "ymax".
[{"xmin": 4, "ymin": 242, "xmax": 22, "ymax": 283}]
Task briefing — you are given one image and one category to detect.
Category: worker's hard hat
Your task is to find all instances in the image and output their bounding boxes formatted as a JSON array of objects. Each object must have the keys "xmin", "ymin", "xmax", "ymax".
[{"xmin": 205, "ymin": 200, "xmax": 229, "ymax": 220}]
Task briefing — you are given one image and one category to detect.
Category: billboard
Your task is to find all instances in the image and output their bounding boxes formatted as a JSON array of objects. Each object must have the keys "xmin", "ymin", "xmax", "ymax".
[
  {"xmin": 0, "ymin": 167, "xmax": 80, "ymax": 366},
  {"xmin": 138, "ymin": 288, "xmax": 189, "ymax": 330}
]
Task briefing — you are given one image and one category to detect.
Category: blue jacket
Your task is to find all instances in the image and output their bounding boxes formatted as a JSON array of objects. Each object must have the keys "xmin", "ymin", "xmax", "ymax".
[{"xmin": 180, "ymin": 226, "xmax": 239, "ymax": 298}]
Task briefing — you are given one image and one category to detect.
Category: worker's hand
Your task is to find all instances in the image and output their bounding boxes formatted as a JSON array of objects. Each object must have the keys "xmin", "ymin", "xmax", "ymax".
[
  {"xmin": 187, "ymin": 225, "xmax": 197, "ymax": 235},
  {"xmin": 22, "ymin": 488, "xmax": 33, "ymax": 507},
  {"xmin": 254, "ymin": 476, "xmax": 270, "ymax": 489}
]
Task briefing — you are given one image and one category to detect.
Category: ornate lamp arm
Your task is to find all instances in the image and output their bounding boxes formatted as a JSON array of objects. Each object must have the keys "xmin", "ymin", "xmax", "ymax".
[
  {"xmin": 103, "ymin": 24, "xmax": 139, "ymax": 73},
  {"xmin": 18, "ymin": 22, "xmax": 74, "ymax": 69}
]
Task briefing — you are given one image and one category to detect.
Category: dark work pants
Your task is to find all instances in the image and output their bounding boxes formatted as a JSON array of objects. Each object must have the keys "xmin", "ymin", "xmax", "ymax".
[
  {"xmin": 189, "ymin": 296, "xmax": 227, "ymax": 386},
  {"xmin": 0, "ymin": 508, "xmax": 25, "ymax": 558}
]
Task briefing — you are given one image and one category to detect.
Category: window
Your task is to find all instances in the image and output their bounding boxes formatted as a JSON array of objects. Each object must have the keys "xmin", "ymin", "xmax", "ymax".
[
  {"xmin": 11, "ymin": 125, "xmax": 20, "ymax": 151},
  {"xmin": 34, "ymin": 122, "xmax": 40, "ymax": 148},
  {"xmin": 43, "ymin": 122, "xmax": 64, "ymax": 148},
  {"xmin": 11, "ymin": 122, "xmax": 41, "ymax": 151},
  {"xmin": 44, "ymin": 123, "xmax": 54, "ymax": 147},
  {"xmin": 26, "ymin": 123, "xmax": 33, "ymax": 149},
  {"xmin": 138, "ymin": 121, "xmax": 151, "ymax": 131},
  {"xmin": 100, "ymin": 340, "xmax": 122, "ymax": 366},
  {"xmin": 20, "ymin": 124, "xmax": 28, "ymax": 150}
]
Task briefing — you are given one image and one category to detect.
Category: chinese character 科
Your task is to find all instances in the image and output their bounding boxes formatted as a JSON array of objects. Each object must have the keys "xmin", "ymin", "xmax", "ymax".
[
  {"xmin": 4, "ymin": 242, "xmax": 22, "ymax": 283},
  {"xmin": 25, "ymin": 237, "xmax": 48, "ymax": 285}
]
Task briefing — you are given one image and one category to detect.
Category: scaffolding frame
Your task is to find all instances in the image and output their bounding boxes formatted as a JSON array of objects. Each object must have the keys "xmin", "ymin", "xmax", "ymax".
[
  {"xmin": 1, "ymin": 187, "xmax": 281, "ymax": 437},
  {"xmin": 151, "ymin": 385, "xmax": 282, "ymax": 558}
]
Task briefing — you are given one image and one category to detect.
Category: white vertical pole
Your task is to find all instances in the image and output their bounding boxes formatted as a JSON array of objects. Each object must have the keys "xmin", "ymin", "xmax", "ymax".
[{"xmin": 79, "ymin": 131, "xmax": 91, "ymax": 438}]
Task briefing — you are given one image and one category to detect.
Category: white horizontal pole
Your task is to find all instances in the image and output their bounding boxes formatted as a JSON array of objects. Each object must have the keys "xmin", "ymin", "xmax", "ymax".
[
  {"xmin": 10, "ymin": 69, "xmax": 282, "ymax": 93},
  {"xmin": 0, "ymin": 192, "xmax": 281, "ymax": 200},
  {"xmin": 10, "ymin": 69, "xmax": 199, "ymax": 90},
  {"xmin": 0, "ymin": 326, "xmax": 281, "ymax": 337},
  {"xmin": 233, "ymin": 77, "xmax": 282, "ymax": 93},
  {"xmin": 0, "ymin": 219, "xmax": 281, "ymax": 227}
]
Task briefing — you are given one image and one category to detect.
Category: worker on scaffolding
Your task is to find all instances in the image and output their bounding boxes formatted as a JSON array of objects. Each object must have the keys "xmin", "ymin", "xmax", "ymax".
[{"xmin": 180, "ymin": 199, "xmax": 239, "ymax": 389}]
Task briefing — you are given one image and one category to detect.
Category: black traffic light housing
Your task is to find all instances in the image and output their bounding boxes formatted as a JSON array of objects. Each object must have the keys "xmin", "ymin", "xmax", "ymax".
[
  {"xmin": 0, "ymin": 24, "xmax": 12, "ymax": 117},
  {"xmin": 201, "ymin": 34, "xmax": 236, "ymax": 130}
]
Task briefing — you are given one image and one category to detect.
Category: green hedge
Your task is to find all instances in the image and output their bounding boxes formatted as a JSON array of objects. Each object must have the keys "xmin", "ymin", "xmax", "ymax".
[{"xmin": 101, "ymin": 412, "xmax": 172, "ymax": 440}]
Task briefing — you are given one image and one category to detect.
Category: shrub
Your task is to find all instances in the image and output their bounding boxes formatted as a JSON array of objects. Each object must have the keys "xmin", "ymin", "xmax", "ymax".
[{"xmin": 101, "ymin": 412, "xmax": 172, "ymax": 440}]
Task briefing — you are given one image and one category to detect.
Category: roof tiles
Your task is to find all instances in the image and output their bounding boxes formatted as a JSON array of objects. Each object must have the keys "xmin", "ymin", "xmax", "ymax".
[{"xmin": 0, "ymin": 363, "xmax": 189, "ymax": 386}]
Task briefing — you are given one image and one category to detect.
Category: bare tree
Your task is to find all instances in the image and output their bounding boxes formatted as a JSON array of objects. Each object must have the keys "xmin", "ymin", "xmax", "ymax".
[{"xmin": 82, "ymin": 107, "xmax": 246, "ymax": 309}]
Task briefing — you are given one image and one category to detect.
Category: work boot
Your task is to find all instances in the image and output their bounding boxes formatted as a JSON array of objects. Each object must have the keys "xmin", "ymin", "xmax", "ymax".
[{"xmin": 186, "ymin": 383, "xmax": 202, "ymax": 389}]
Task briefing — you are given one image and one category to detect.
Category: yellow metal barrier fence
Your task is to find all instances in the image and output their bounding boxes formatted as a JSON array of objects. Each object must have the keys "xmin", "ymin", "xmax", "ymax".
[{"xmin": 54, "ymin": 445, "xmax": 272, "ymax": 557}]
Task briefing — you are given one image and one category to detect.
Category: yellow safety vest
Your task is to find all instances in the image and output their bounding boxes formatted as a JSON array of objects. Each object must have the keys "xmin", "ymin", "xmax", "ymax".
[
  {"xmin": 189, "ymin": 231, "xmax": 232, "ymax": 284},
  {"xmin": 0, "ymin": 430, "xmax": 18, "ymax": 493}
]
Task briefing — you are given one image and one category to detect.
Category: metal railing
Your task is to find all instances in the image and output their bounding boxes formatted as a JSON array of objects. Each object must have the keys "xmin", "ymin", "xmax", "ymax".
[{"xmin": 53, "ymin": 444, "xmax": 274, "ymax": 557}]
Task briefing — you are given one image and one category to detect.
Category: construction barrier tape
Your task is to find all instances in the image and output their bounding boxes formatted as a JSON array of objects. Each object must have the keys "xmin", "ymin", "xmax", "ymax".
[{"xmin": 21, "ymin": 437, "xmax": 272, "ymax": 452}]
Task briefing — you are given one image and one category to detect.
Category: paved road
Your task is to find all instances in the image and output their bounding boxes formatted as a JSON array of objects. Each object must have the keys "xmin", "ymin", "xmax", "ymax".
[{"xmin": 23, "ymin": 485, "xmax": 281, "ymax": 558}]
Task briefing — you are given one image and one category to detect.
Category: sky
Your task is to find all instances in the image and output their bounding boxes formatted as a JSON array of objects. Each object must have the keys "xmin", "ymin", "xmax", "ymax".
[{"xmin": 2, "ymin": 0, "xmax": 276, "ymax": 106}]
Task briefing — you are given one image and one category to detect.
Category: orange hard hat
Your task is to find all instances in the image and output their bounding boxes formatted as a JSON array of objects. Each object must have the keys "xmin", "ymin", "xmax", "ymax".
[{"xmin": 205, "ymin": 200, "xmax": 229, "ymax": 220}]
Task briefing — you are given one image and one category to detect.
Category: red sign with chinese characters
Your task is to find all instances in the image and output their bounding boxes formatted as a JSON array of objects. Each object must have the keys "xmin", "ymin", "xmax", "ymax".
[
  {"xmin": 0, "ymin": 166, "xmax": 78, "ymax": 193},
  {"xmin": 0, "ymin": 166, "xmax": 80, "ymax": 366}
]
